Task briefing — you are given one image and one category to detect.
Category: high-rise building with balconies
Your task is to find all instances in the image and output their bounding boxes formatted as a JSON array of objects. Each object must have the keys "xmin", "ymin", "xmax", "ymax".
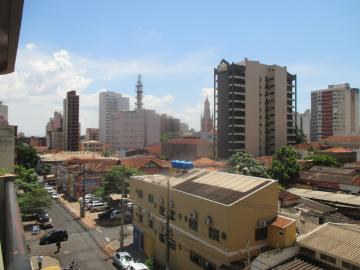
[
  {"xmin": 214, "ymin": 58, "xmax": 297, "ymax": 159},
  {"xmin": 310, "ymin": 83, "xmax": 359, "ymax": 142},
  {"xmin": 63, "ymin": 90, "xmax": 80, "ymax": 151}
]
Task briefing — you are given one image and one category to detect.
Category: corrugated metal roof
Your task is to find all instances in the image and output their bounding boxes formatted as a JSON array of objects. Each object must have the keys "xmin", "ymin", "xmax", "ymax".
[
  {"xmin": 287, "ymin": 188, "xmax": 360, "ymax": 207},
  {"xmin": 132, "ymin": 169, "xmax": 276, "ymax": 205},
  {"xmin": 274, "ymin": 258, "xmax": 323, "ymax": 270},
  {"xmin": 310, "ymin": 166, "xmax": 357, "ymax": 175},
  {"xmin": 297, "ymin": 223, "xmax": 360, "ymax": 265},
  {"xmin": 299, "ymin": 170, "xmax": 360, "ymax": 186}
]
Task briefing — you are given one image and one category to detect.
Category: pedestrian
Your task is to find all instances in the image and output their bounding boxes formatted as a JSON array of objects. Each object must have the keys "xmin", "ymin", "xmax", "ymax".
[
  {"xmin": 37, "ymin": 255, "xmax": 43, "ymax": 270},
  {"xmin": 56, "ymin": 240, "xmax": 61, "ymax": 253}
]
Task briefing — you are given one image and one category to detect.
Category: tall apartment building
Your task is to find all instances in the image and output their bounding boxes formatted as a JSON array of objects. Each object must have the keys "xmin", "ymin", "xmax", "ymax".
[
  {"xmin": 46, "ymin": 111, "xmax": 64, "ymax": 150},
  {"xmin": 63, "ymin": 90, "xmax": 80, "ymax": 151},
  {"xmin": 110, "ymin": 109, "xmax": 160, "ymax": 151},
  {"xmin": 297, "ymin": 109, "xmax": 311, "ymax": 142},
  {"xmin": 99, "ymin": 91, "xmax": 130, "ymax": 144},
  {"xmin": 310, "ymin": 83, "xmax": 359, "ymax": 142},
  {"xmin": 0, "ymin": 101, "xmax": 8, "ymax": 124},
  {"xmin": 86, "ymin": 128, "xmax": 99, "ymax": 141},
  {"xmin": 215, "ymin": 59, "xmax": 297, "ymax": 159},
  {"xmin": 160, "ymin": 114, "xmax": 180, "ymax": 134}
]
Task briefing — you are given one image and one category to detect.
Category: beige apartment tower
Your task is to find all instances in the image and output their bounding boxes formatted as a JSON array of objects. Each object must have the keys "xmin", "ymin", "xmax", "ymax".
[{"xmin": 214, "ymin": 59, "xmax": 297, "ymax": 159}]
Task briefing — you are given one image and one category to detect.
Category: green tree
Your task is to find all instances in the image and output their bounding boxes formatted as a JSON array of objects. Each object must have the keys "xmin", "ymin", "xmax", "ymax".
[
  {"xmin": 227, "ymin": 151, "xmax": 270, "ymax": 178},
  {"xmin": 18, "ymin": 187, "xmax": 51, "ymax": 214},
  {"xmin": 160, "ymin": 133, "xmax": 169, "ymax": 143},
  {"xmin": 15, "ymin": 143, "xmax": 40, "ymax": 169},
  {"xmin": 271, "ymin": 145, "xmax": 300, "ymax": 186},
  {"xmin": 144, "ymin": 257, "xmax": 154, "ymax": 270},
  {"xmin": 306, "ymin": 154, "xmax": 341, "ymax": 167},
  {"xmin": 103, "ymin": 165, "xmax": 140, "ymax": 197},
  {"xmin": 35, "ymin": 163, "xmax": 51, "ymax": 176},
  {"xmin": 93, "ymin": 186, "xmax": 105, "ymax": 198}
]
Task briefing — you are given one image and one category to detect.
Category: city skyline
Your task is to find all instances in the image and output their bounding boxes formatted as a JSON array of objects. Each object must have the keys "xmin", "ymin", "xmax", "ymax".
[{"xmin": 0, "ymin": 0, "xmax": 360, "ymax": 135}]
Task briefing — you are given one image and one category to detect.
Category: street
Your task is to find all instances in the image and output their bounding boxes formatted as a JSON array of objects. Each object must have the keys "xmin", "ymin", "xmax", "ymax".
[{"xmin": 27, "ymin": 199, "xmax": 119, "ymax": 270}]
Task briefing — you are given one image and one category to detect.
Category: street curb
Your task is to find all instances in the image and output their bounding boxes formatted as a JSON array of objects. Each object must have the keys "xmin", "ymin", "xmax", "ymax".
[
  {"xmin": 56, "ymin": 198, "xmax": 112, "ymax": 259},
  {"xmin": 57, "ymin": 198, "xmax": 91, "ymax": 232}
]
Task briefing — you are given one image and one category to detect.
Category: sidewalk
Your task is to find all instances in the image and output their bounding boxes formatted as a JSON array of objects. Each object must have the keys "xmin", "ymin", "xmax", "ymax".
[
  {"xmin": 58, "ymin": 195, "xmax": 97, "ymax": 229},
  {"xmin": 30, "ymin": 255, "xmax": 60, "ymax": 270}
]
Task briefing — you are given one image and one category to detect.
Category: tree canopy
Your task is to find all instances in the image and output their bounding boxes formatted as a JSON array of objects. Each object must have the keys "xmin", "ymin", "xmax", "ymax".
[
  {"xmin": 15, "ymin": 165, "xmax": 51, "ymax": 213},
  {"xmin": 227, "ymin": 151, "xmax": 270, "ymax": 178},
  {"xmin": 271, "ymin": 146, "xmax": 300, "ymax": 186},
  {"xmin": 103, "ymin": 165, "xmax": 140, "ymax": 197},
  {"xmin": 15, "ymin": 143, "xmax": 40, "ymax": 169},
  {"xmin": 306, "ymin": 154, "xmax": 341, "ymax": 167}
]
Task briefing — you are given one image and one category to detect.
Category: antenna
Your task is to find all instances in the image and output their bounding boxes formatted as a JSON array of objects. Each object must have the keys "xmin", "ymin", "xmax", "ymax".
[{"xmin": 135, "ymin": 74, "xmax": 143, "ymax": 110}]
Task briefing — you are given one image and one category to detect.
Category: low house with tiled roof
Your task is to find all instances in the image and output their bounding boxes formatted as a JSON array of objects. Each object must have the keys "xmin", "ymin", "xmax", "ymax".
[
  {"xmin": 145, "ymin": 143, "xmax": 162, "ymax": 157},
  {"xmin": 298, "ymin": 166, "xmax": 360, "ymax": 193},
  {"xmin": 120, "ymin": 156, "xmax": 170, "ymax": 174},
  {"xmin": 192, "ymin": 157, "xmax": 226, "ymax": 171},
  {"xmin": 161, "ymin": 138, "xmax": 214, "ymax": 160},
  {"xmin": 315, "ymin": 147, "xmax": 357, "ymax": 163}
]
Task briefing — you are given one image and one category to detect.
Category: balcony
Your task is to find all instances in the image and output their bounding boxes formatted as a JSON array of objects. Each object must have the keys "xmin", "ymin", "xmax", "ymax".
[{"xmin": 0, "ymin": 175, "xmax": 32, "ymax": 269}]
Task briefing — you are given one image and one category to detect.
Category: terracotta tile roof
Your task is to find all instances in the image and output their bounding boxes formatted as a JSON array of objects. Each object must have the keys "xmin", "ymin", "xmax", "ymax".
[
  {"xmin": 193, "ymin": 157, "xmax": 226, "ymax": 169},
  {"xmin": 164, "ymin": 138, "xmax": 210, "ymax": 145},
  {"xmin": 145, "ymin": 143, "xmax": 162, "ymax": 156},
  {"xmin": 279, "ymin": 191, "xmax": 300, "ymax": 201},
  {"xmin": 321, "ymin": 135, "xmax": 360, "ymax": 142},
  {"xmin": 68, "ymin": 159, "xmax": 120, "ymax": 173},
  {"xmin": 270, "ymin": 215, "xmax": 295, "ymax": 229},
  {"xmin": 322, "ymin": 147, "xmax": 354, "ymax": 153},
  {"xmin": 120, "ymin": 156, "xmax": 170, "ymax": 169},
  {"xmin": 294, "ymin": 143, "xmax": 322, "ymax": 150}
]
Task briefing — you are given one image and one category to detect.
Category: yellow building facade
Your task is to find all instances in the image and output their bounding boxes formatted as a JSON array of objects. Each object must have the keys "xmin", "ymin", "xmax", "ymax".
[{"xmin": 130, "ymin": 169, "xmax": 279, "ymax": 269}]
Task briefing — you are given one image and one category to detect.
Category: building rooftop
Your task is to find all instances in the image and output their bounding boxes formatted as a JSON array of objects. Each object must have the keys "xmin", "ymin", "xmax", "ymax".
[
  {"xmin": 321, "ymin": 135, "xmax": 360, "ymax": 143},
  {"xmin": 193, "ymin": 157, "xmax": 226, "ymax": 169},
  {"xmin": 132, "ymin": 169, "xmax": 276, "ymax": 205},
  {"xmin": 287, "ymin": 188, "xmax": 360, "ymax": 207},
  {"xmin": 120, "ymin": 156, "xmax": 170, "ymax": 169},
  {"xmin": 322, "ymin": 147, "xmax": 354, "ymax": 153},
  {"xmin": 144, "ymin": 143, "xmax": 161, "ymax": 156},
  {"xmin": 270, "ymin": 215, "xmax": 295, "ymax": 229},
  {"xmin": 297, "ymin": 223, "xmax": 360, "ymax": 265},
  {"xmin": 299, "ymin": 167, "xmax": 360, "ymax": 186},
  {"xmin": 274, "ymin": 258, "xmax": 323, "ymax": 270},
  {"xmin": 40, "ymin": 151, "xmax": 118, "ymax": 162},
  {"xmin": 309, "ymin": 166, "xmax": 356, "ymax": 175},
  {"xmin": 164, "ymin": 138, "xmax": 210, "ymax": 145}
]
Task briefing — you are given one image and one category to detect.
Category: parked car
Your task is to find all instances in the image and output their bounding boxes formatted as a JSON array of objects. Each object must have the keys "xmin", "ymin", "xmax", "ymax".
[
  {"xmin": 89, "ymin": 202, "xmax": 107, "ymax": 212},
  {"xmin": 51, "ymin": 192, "xmax": 59, "ymax": 199},
  {"xmin": 86, "ymin": 199, "xmax": 103, "ymax": 210},
  {"xmin": 36, "ymin": 209, "xmax": 49, "ymax": 223},
  {"xmin": 98, "ymin": 208, "xmax": 115, "ymax": 220},
  {"xmin": 112, "ymin": 251, "xmax": 134, "ymax": 269},
  {"xmin": 78, "ymin": 194, "xmax": 93, "ymax": 202},
  {"xmin": 40, "ymin": 218, "xmax": 54, "ymax": 229},
  {"xmin": 45, "ymin": 186, "xmax": 54, "ymax": 193},
  {"xmin": 127, "ymin": 262, "xmax": 150, "ymax": 270},
  {"xmin": 39, "ymin": 229, "xmax": 68, "ymax": 245}
]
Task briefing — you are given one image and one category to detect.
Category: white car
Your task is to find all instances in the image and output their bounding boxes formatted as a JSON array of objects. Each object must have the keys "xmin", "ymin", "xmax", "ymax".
[
  {"xmin": 112, "ymin": 251, "xmax": 134, "ymax": 269},
  {"xmin": 78, "ymin": 194, "xmax": 93, "ymax": 202},
  {"xmin": 51, "ymin": 192, "xmax": 59, "ymax": 199},
  {"xmin": 127, "ymin": 262, "xmax": 149, "ymax": 270},
  {"xmin": 45, "ymin": 186, "xmax": 54, "ymax": 193}
]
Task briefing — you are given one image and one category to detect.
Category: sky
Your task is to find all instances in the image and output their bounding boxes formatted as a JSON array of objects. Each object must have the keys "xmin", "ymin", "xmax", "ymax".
[{"xmin": 1, "ymin": 0, "xmax": 360, "ymax": 136}]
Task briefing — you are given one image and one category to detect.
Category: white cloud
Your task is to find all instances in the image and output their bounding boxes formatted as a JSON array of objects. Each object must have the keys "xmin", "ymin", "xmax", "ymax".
[
  {"xmin": 25, "ymin": 43, "xmax": 37, "ymax": 50},
  {"xmin": 0, "ymin": 45, "xmax": 212, "ymax": 135}
]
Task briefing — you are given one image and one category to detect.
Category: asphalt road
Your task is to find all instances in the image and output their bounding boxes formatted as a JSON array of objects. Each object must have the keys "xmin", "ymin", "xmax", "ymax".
[{"xmin": 27, "ymin": 200, "xmax": 116, "ymax": 270}]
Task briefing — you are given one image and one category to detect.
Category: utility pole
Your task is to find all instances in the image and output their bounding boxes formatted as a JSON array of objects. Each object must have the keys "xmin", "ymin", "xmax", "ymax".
[
  {"xmin": 165, "ymin": 175, "xmax": 170, "ymax": 270},
  {"xmin": 80, "ymin": 163, "xmax": 86, "ymax": 218},
  {"xmin": 120, "ymin": 173, "xmax": 127, "ymax": 250}
]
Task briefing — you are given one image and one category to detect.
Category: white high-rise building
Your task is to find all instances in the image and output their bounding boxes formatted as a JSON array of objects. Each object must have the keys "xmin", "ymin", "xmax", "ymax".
[{"xmin": 99, "ymin": 91, "xmax": 130, "ymax": 144}]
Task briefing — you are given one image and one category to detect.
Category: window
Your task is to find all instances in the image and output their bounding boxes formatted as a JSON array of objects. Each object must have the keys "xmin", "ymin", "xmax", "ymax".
[
  {"xmin": 178, "ymin": 213, "xmax": 182, "ymax": 220},
  {"xmin": 169, "ymin": 239, "xmax": 176, "ymax": 250},
  {"xmin": 159, "ymin": 205, "xmax": 165, "ymax": 216},
  {"xmin": 320, "ymin": 253, "xmax": 336, "ymax": 264},
  {"xmin": 148, "ymin": 194, "xmax": 154, "ymax": 203},
  {"xmin": 190, "ymin": 251, "xmax": 216, "ymax": 270},
  {"xmin": 170, "ymin": 210, "xmax": 176, "ymax": 221},
  {"xmin": 159, "ymin": 233, "xmax": 165, "ymax": 243},
  {"xmin": 189, "ymin": 218, "xmax": 198, "ymax": 232},
  {"xmin": 278, "ymin": 231, "xmax": 284, "ymax": 236},
  {"xmin": 300, "ymin": 247, "xmax": 315, "ymax": 257},
  {"xmin": 255, "ymin": 228, "xmax": 267, "ymax": 241},
  {"xmin": 148, "ymin": 219, "xmax": 154, "ymax": 229},
  {"xmin": 221, "ymin": 232, "xmax": 227, "ymax": 240},
  {"xmin": 138, "ymin": 214, "xmax": 143, "ymax": 223},
  {"xmin": 135, "ymin": 189, "xmax": 143, "ymax": 199},
  {"xmin": 209, "ymin": 227, "xmax": 219, "ymax": 241}
]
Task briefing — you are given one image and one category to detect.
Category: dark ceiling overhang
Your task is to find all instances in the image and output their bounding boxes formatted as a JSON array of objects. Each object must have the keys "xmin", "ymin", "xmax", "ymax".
[{"xmin": 0, "ymin": 0, "xmax": 24, "ymax": 75}]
